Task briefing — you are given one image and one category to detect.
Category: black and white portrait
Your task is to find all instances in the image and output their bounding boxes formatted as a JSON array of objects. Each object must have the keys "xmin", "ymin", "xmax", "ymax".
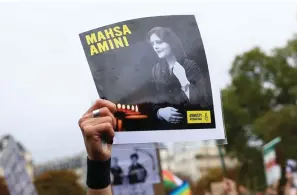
[
  {"xmin": 146, "ymin": 26, "xmax": 209, "ymax": 129},
  {"xmin": 110, "ymin": 143, "xmax": 160, "ymax": 187}
]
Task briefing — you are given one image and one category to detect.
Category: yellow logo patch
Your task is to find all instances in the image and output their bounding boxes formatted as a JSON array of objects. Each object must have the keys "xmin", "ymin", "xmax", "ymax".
[{"xmin": 187, "ymin": 111, "xmax": 211, "ymax": 124}]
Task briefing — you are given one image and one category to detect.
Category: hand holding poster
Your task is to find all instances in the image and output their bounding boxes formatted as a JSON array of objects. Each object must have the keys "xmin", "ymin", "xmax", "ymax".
[{"xmin": 79, "ymin": 15, "xmax": 225, "ymax": 144}]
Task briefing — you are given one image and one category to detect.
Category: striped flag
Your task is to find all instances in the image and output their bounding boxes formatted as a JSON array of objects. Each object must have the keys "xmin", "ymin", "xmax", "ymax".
[
  {"xmin": 170, "ymin": 182, "xmax": 191, "ymax": 195},
  {"xmin": 263, "ymin": 137, "xmax": 281, "ymax": 186}
]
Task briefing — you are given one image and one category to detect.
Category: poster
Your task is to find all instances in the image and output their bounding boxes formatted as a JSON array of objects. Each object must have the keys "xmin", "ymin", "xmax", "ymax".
[
  {"xmin": 0, "ymin": 136, "xmax": 38, "ymax": 195},
  {"xmin": 110, "ymin": 143, "xmax": 160, "ymax": 186},
  {"xmin": 112, "ymin": 184, "xmax": 155, "ymax": 195},
  {"xmin": 79, "ymin": 15, "xmax": 225, "ymax": 144}
]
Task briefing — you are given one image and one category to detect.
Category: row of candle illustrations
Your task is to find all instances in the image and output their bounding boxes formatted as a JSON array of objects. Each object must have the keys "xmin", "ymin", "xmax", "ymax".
[{"xmin": 117, "ymin": 104, "xmax": 139, "ymax": 112}]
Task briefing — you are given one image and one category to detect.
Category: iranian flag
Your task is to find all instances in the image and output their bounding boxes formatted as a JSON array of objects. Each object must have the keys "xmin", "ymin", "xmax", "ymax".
[
  {"xmin": 264, "ymin": 149, "xmax": 277, "ymax": 171},
  {"xmin": 263, "ymin": 137, "xmax": 281, "ymax": 186}
]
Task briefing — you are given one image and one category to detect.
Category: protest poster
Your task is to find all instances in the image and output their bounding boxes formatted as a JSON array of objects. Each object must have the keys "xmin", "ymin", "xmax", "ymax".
[
  {"xmin": 79, "ymin": 15, "xmax": 225, "ymax": 144},
  {"xmin": 0, "ymin": 136, "xmax": 38, "ymax": 195},
  {"xmin": 112, "ymin": 184, "xmax": 155, "ymax": 195},
  {"xmin": 110, "ymin": 143, "xmax": 160, "ymax": 186}
]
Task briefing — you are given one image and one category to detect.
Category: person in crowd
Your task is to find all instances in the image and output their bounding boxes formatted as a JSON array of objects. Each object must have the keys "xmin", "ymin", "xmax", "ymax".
[
  {"xmin": 110, "ymin": 157, "xmax": 124, "ymax": 185},
  {"xmin": 127, "ymin": 153, "xmax": 148, "ymax": 184}
]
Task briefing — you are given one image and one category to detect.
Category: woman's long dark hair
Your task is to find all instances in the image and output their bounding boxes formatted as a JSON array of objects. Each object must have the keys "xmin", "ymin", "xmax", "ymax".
[{"xmin": 146, "ymin": 27, "xmax": 187, "ymax": 64}]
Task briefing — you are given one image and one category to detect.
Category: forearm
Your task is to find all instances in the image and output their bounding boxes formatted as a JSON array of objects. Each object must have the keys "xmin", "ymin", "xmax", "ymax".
[{"xmin": 87, "ymin": 186, "xmax": 112, "ymax": 195}]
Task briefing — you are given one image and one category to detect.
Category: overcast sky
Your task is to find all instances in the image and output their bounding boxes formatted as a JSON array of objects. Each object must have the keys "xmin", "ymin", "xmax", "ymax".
[{"xmin": 0, "ymin": 0, "xmax": 297, "ymax": 163}]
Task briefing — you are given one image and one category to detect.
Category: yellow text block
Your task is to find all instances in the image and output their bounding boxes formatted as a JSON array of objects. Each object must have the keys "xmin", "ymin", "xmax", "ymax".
[{"xmin": 187, "ymin": 111, "xmax": 211, "ymax": 124}]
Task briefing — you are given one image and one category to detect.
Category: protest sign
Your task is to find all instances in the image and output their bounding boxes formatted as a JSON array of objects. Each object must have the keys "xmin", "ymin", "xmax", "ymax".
[
  {"xmin": 112, "ymin": 184, "xmax": 155, "ymax": 195},
  {"xmin": 111, "ymin": 143, "xmax": 160, "ymax": 185},
  {"xmin": 79, "ymin": 14, "xmax": 225, "ymax": 144}
]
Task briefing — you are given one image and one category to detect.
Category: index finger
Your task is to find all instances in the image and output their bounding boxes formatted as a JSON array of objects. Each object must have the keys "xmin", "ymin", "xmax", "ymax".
[
  {"xmin": 83, "ymin": 99, "xmax": 117, "ymax": 116},
  {"xmin": 171, "ymin": 111, "xmax": 182, "ymax": 116}
]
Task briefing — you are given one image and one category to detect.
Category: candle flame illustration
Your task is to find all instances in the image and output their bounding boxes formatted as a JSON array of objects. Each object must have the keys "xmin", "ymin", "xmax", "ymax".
[
  {"xmin": 117, "ymin": 104, "xmax": 121, "ymax": 109},
  {"xmin": 135, "ymin": 105, "xmax": 139, "ymax": 112},
  {"xmin": 122, "ymin": 104, "xmax": 126, "ymax": 109},
  {"xmin": 127, "ymin": 105, "xmax": 130, "ymax": 110},
  {"xmin": 117, "ymin": 119, "xmax": 123, "ymax": 131},
  {"xmin": 131, "ymin": 105, "xmax": 135, "ymax": 111}
]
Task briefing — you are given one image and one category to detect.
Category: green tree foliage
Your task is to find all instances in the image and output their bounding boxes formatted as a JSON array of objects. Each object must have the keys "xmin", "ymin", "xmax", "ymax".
[
  {"xmin": 222, "ymin": 34, "xmax": 297, "ymax": 191},
  {"xmin": 34, "ymin": 170, "xmax": 85, "ymax": 195},
  {"xmin": 254, "ymin": 105, "xmax": 297, "ymax": 159},
  {"xmin": 0, "ymin": 170, "xmax": 85, "ymax": 195}
]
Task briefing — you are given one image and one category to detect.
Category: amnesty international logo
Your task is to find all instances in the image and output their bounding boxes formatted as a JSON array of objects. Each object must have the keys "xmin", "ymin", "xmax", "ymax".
[{"xmin": 187, "ymin": 111, "xmax": 211, "ymax": 124}]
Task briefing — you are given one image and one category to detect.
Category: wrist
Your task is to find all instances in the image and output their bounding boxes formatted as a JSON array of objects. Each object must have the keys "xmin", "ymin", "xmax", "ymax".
[
  {"xmin": 86, "ymin": 157, "xmax": 111, "ymax": 189},
  {"xmin": 88, "ymin": 154, "xmax": 110, "ymax": 162},
  {"xmin": 157, "ymin": 108, "xmax": 164, "ymax": 120}
]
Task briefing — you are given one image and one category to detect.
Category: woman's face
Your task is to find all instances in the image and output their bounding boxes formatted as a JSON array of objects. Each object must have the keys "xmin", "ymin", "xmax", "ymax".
[{"xmin": 150, "ymin": 33, "xmax": 172, "ymax": 59}]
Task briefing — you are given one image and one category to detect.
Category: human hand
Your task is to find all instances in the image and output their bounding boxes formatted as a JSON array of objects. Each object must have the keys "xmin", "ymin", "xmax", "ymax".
[
  {"xmin": 157, "ymin": 107, "xmax": 183, "ymax": 124},
  {"xmin": 78, "ymin": 99, "xmax": 117, "ymax": 161},
  {"xmin": 172, "ymin": 62, "xmax": 189, "ymax": 87}
]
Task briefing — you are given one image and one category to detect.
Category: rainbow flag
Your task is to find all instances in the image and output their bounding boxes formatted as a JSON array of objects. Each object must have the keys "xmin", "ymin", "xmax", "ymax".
[
  {"xmin": 162, "ymin": 170, "xmax": 183, "ymax": 190},
  {"xmin": 170, "ymin": 182, "xmax": 191, "ymax": 195}
]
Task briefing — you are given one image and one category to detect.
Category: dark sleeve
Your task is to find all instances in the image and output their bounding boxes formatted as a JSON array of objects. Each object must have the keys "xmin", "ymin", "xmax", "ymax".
[
  {"xmin": 110, "ymin": 168, "xmax": 115, "ymax": 174},
  {"xmin": 151, "ymin": 65, "xmax": 161, "ymax": 114},
  {"xmin": 150, "ymin": 65, "xmax": 169, "ymax": 122},
  {"xmin": 139, "ymin": 164, "xmax": 148, "ymax": 179},
  {"xmin": 144, "ymin": 167, "xmax": 147, "ymax": 179},
  {"xmin": 128, "ymin": 166, "xmax": 132, "ymax": 174},
  {"xmin": 184, "ymin": 59, "xmax": 209, "ymax": 107}
]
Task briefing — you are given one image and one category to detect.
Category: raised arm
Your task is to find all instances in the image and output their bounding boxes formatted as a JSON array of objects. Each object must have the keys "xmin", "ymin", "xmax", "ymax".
[{"xmin": 78, "ymin": 99, "xmax": 117, "ymax": 195}]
